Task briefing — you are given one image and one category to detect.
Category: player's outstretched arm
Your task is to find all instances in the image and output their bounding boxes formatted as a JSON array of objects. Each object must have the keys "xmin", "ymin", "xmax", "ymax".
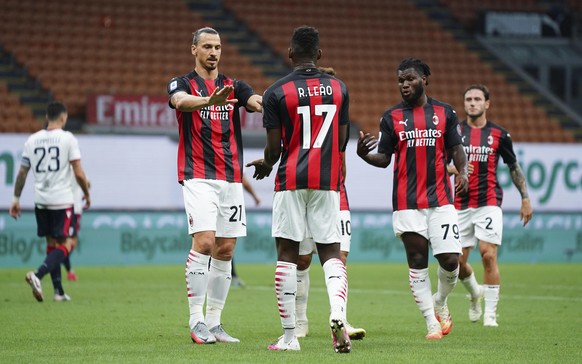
[
  {"xmin": 171, "ymin": 86, "xmax": 238, "ymax": 112},
  {"xmin": 357, "ymin": 131, "xmax": 390, "ymax": 168}
]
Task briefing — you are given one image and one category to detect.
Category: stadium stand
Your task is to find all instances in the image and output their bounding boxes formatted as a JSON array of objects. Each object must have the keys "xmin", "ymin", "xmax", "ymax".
[
  {"xmin": 0, "ymin": 0, "xmax": 579, "ymax": 142},
  {"xmin": 224, "ymin": 0, "xmax": 576, "ymax": 142}
]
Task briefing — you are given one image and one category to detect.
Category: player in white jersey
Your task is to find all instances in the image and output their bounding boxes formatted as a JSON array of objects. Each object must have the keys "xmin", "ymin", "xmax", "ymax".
[
  {"xmin": 63, "ymin": 171, "xmax": 90, "ymax": 282},
  {"xmin": 9, "ymin": 102, "xmax": 91, "ymax": 302}
]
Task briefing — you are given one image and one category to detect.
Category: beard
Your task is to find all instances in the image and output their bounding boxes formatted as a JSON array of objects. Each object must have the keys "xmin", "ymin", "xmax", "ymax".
[{"xmin": 402, "ymin": 83, "xmax": 424, "ymax": 105}]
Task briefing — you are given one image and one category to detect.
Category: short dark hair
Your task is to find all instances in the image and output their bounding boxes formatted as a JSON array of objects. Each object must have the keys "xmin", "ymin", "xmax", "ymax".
[
  {"xmin": 464, "ymin": 84, "xmax": 490, "ymax": 101},
  {"xmin": 192, "ymin": 27, "xmax": 218, "ymax": 45},
  {"xmin": 397, "ymin": 58, "xmax": 431, "ymax": 78},
  {"xmin": 46, "ymin": 102, "xmax": 67, "ymax": 121},
  {"xmin": 291, "ymin": 26, "xmax": 319, "ymax": 60}
]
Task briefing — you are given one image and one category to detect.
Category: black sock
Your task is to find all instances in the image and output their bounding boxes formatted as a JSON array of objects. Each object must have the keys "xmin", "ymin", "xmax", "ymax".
[
  {"xmin": 63, "ymin": 255, "xmax": 71, "ymax": 272},
  {"xmin": 50, "ymin": 267, "xmax": 65, "ymax": 295},
  {"xmin": 36, "ymin": 248, "xmax": 66, "ymax": 279}
]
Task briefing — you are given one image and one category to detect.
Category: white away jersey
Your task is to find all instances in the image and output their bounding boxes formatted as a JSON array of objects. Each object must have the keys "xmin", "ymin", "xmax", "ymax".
[{"xmin": 21, "ymin": 129, "xmax": 81, "ymax": 206}]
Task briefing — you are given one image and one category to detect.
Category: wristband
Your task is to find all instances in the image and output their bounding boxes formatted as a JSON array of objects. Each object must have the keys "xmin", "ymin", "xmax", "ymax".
[{"xmin": 12, "ymin": 196, "xmax": 20, "ymax": 204}]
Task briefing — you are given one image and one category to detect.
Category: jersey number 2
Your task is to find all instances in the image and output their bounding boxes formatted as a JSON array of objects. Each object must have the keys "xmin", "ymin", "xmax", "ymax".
[{"xmin": 297, "ymin": 104, "xmax": 337, "ymax": 149}]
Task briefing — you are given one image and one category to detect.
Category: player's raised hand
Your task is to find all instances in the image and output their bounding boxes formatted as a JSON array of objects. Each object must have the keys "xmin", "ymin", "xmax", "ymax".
[
  {"xmin": 246, "ymin": 159, "xmax": 272, "ymax": 180},
  {"xmin": 208, "ymin": 85, "xmax": 238, "ymax": 106},
  {"xmin": 357, "ymin": 131, "xmax": 377, "ymax": 157}
]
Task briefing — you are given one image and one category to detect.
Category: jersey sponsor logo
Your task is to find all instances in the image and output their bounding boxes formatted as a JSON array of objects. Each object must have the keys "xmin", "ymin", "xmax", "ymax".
[
  {"xmin": 169, "ymin": 80, "xmax": 178, "ymax": 91},
  {"xmin": 398, "ymin": 128, "xmax": 442, "ymax": 147},
  {"xmin": 464, "ymin": 145, "xmax": 495, "ymax": 162}
]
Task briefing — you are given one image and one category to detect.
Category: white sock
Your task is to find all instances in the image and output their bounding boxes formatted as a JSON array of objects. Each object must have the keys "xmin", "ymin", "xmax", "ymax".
[
  {"xmin": 322, "ymin": 258, "xmax": 348, "ymax": 321},
  {"xmin": 409, "ymin": 268, "xmax": 438, "ymax": 326},
  {"xmin": 205, "ymin": 258, "xmax": 232, "ymax": 329},
  {"xmin": 185, "ymin": 250, "xmax": 210, "ymax": 328},
  {"xmin": 296, "ymin": 267, "xmax": 310, "ymax": 323},
  {"xmin": 434, "ymin": 265, "xmax": 459, "ymax": 306},
  {"xmin": 275, "ymin": 261, "xmax": 297, "ymax": 342},
  {"xmin": 484, "ymin": 285, "xmax": 500, "ymax": 315},
  {"xmin": 461, "ymin": 272, "xmax": 481, "ymax": 298}
]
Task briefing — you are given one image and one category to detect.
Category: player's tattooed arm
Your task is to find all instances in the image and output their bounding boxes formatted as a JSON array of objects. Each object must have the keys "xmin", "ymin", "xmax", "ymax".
[
  {"xmin": 508, "ymin": 162, "xmax": 529, "ymax": 199},
  {"xmin": 13, "ymin": 165, "xmax": 29, "ymax": 197}
]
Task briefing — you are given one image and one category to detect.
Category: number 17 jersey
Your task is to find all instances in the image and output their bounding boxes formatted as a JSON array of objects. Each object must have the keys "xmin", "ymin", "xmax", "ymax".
[{"xmin": 262, "ymin": 67, "xmax": 350, "ymax": 191}]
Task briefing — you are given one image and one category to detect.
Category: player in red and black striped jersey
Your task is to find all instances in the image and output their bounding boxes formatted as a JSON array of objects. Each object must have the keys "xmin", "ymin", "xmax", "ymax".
[
  {"xmin": 247, "ymin": 26, "xmax": 351, "ymax": 353},
  {"xmin": 450, "ymin": 84, "xmax": 532, "ymax": 327},
  {"xmin": 167, "ymin": 27, "xmax": 262, "ymax": 345},
  {"xmin": 358, "ymin": 58, "xmax": 468, "ymax": 340}
]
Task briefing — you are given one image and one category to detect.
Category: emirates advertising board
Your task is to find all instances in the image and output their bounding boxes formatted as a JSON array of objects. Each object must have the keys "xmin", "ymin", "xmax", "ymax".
[{"xmin": 1, "ymin": 134, "xmax": 581, "ymax": 212}]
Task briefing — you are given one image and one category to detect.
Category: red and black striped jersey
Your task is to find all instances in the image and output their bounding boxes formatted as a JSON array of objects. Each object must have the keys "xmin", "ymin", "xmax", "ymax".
[
  {"xmin": 339, "ymin": 152, "xmax": 349, "ymax": 211},
  {"xmin": 263, "ymin": 68, "xmax": 350, "ymax": 191},
  {"xmin": 454, "ymin": 120, "xmax": 517, "ymax": 209},
  {"xmin": 378, "ymin": 97, "xmax": 462, "ymax": 211},
  {"xmin": 167, "ymin": 71, "xmax": 256, "ymax": 183}
]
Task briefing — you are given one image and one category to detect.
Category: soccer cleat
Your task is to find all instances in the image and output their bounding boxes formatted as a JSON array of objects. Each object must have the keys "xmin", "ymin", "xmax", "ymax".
[
  {"xmin": 54, "ymin": 293, "xmax": 72, "ymax": 302},
  {"xmin": 433, "ymin": 294, "xmax": 453, "ymax": 335},
  {"xmin": 468, "ymin": 286, "xmax": 484, "ymax": 322},
  {"xmin": 330, "ymin": 318, "xmax": 351, "ymax": 354},
  {"xmin": 67, "ymin": 271, "xmax": 78, "ymax": 281},
  {"xmin": 25, "ymin": 271, "xmax": 44, "ymax": 302},
  {"xmin": 209, "ymin": 324, "xmax": 240, "ymax": 343},
  {"xmin": 295, "ymin": 320, "xmax": 309, "ymax": 338},
  {"xmin": 190, "ymin": 321, "xmax": 217, "ymax": 344},
  {"xmin": 483, "ymin": 313, "xmax": 499, "ymax": 327},
  {"xmin": 345, "ymin": 321, "xmax": 366, "ymax": 340},
  {"xmin": 231, "ymin": 276, "xmax": 245, "ymax": 288},
  {"xmin": 267, "ymin": 335, "xmax": 300, "ymax": 351},
  {"xmin": 425, "ymin": 323, "xmax": 443, "ymax": 340}
]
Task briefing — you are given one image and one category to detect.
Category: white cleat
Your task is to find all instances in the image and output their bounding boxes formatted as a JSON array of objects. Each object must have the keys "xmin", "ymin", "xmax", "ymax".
[
  {"xmin": 330, "ymin": 318, "xmax": 351, "ymax": 353},
  {"xmin": 425, "ymin": 323, "xmax": 443, "ymax": 340},
  {"xmin": 345, "ymin": 321, "xmax": 366, "ymax": 340},
  {"xmin": 209, "ymin": 324, "xmax": 240, "ymax": 343},
  {"xmin": 54, "ymin": 293, "xmax": 71, "ymax": 302},
  {"xmin": 25, "ymin": 271, "xmax": 44, "ymax": 302},
  {"xmin": 295, "ymin": 320, "xmax": 309, "ymax": 338},
  {"xmin": 468, "ymin": 286, "xmax": 484, "ymax": 322},
  {"xmin": 190, "ymin": 321, "xmax": 217, "ymax": 344},
  {"xmin": 483, "ymin": 313, "xmax": 499, "ymax": 327},
  {"xmin": 268, "ymin": 335, "xmax": 300, "ymax": 351}
]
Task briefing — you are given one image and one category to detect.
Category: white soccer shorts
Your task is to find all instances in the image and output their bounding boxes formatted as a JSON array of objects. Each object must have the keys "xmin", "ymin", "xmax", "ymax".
[
  {"xmin": 393, "ymin": 204, "xmax": 462, "ymax": 256},
  {"xmin": 457, "ymin": 206, "xmax": 503, "ymax": 247},
  {"xmin": 299, "ymin": 210, "xmax": 351, "ymax": 255},
  {"xmin": 182, "ymin": 178, "xmax": 246, "ymax": 237},
  {"xmin": 272, "ymin": 189, "xmax": 340, "ymax": 244}
]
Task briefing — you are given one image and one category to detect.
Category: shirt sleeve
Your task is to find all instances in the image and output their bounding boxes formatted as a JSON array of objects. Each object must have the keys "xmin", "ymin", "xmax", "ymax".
[
  {"xmin": 262, "ymin": 87, "xmax": 281, "ymax": 129},
  {"xmin": 68, "ymin": 134, "xmax": 82, "ymax": 161},
  {"xmin": 444, "ymin": 107, "xmax": 462, "ymax": 149},
  {"xmin": 21, "ymin": 138, "xmax": 31, "ymax": 168},
  {"xmin": 167, "ymin": 77, "xmax": 190, "ymax": 109},
  {"xmin": 377, "ymin": 113, "xmax": 396, "ymax": 156},
  {"xmin": 498, "ymin": 129, "xmax": 517, "ymax": 165},
  {"xmin": 339, "ymin": 83, "xmax": 350, "ymax": 126},
  {"xmin": 234, "ymin": 79, "xmax": 256, "ymax": 112}
]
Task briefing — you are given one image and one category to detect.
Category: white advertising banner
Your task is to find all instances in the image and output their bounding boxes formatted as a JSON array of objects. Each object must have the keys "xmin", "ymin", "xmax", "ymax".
[{"xmin": 1, "ymin": 135, "xmax": 581, "ymax": 212}]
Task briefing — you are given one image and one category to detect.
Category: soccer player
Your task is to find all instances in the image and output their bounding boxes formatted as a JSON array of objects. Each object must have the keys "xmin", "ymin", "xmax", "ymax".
[
  {"xmin": 295, "ymin": 66, "xmax": 365, "ymax": 341},
  {"xmin": 9, "ymin": 101, "xmax": 91, "ymax": 302},
  {"xmin": 167, "ymin": 27, "xmax": 262, "ymax": 344},
  {"xmin": 62, "ymin": 173, "xmax": 90, "ymax": 283},
  {"xmin": 452, "ymin": 84, "xmax": 533, "ymax": 327},
  {"xmin": 247, "ymin": 26, "xmax": 351, "ymax": 353},
  {"xmin": 357, "ymin": 58, "xmax": 468, "ymax": 340}
]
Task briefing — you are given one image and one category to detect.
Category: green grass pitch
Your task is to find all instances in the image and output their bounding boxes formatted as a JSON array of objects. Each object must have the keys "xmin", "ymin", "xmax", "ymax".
[{"xmin": 1, "ymin": 263, "xmax": 581, "ymax": 363}]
